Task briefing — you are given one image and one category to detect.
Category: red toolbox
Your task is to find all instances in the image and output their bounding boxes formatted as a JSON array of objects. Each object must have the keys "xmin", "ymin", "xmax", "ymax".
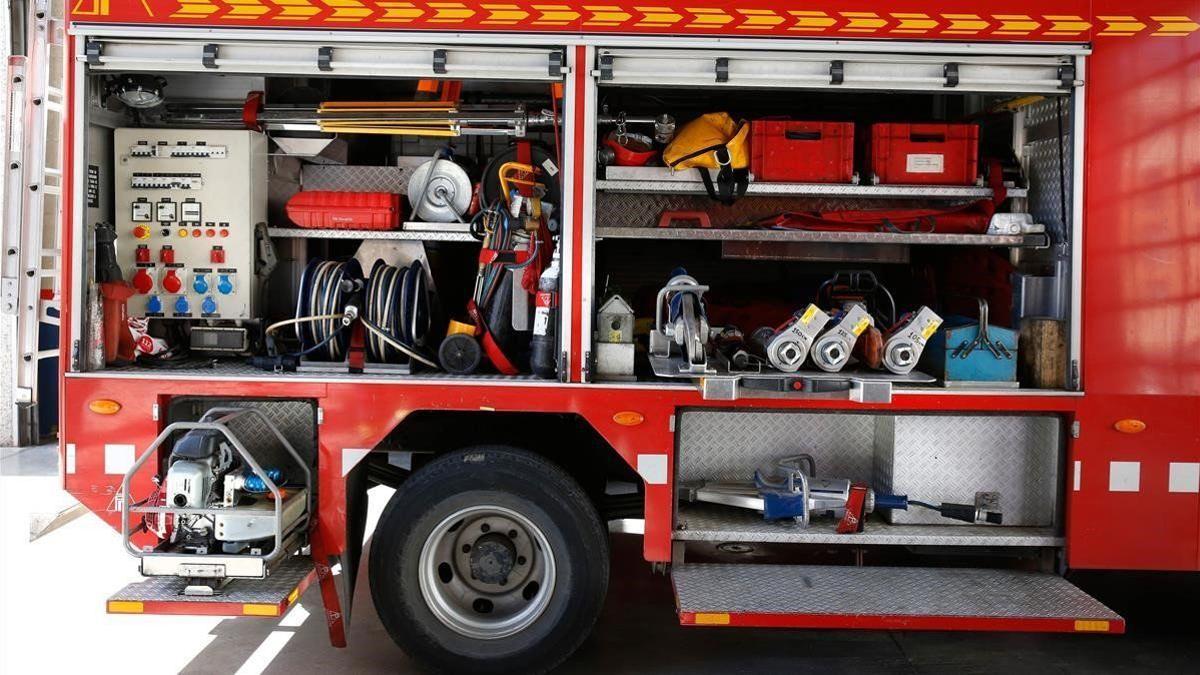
[
  {"xmin": 870, "ymin": 123, "xmax": 979, "ymax": 185},
  {"xmin": 285, "ymin": 190, "xmax": 402, "ymax": 230},
  {"xmin": 750, "ymin": 120, "xmax": 855, "ymax": 182}
]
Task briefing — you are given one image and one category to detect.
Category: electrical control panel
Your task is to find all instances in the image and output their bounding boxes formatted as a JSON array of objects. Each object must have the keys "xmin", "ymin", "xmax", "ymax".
[{"xmin": 115, "ymin": 129, "xmax": 266, "ymax": 320}]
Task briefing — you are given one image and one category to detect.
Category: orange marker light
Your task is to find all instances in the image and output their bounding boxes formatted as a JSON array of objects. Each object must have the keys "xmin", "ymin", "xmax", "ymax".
[
  {"xmin": 1114, "ymin": 419, "xmax": 1146, "ymax": 434},
  {"xmin": 88, "ymin": 399, "xmax": 122, "ymax": 415},
  {"xmin": 612, "ymin": 411, "xmax": 645, "ymax": 427}
]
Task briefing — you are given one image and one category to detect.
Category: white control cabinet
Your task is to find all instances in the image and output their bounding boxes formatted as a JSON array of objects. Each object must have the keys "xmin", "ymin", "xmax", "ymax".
[{"xmin": 114, "ymin": 129, "xmax": 266, "ymax": 320}]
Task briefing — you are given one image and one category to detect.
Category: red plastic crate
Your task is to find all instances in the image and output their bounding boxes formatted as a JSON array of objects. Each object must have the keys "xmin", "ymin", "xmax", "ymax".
[
  {"xmin": 750, "ymin": 120, "xmax": 855, "ymax": 183},
  {"xmin": 285, "ymin": 190, "xmax": 402, "ymax": 230},
  {"xmin": 870, "ymin": 123, "xmax": 980, "ymax": 185}
]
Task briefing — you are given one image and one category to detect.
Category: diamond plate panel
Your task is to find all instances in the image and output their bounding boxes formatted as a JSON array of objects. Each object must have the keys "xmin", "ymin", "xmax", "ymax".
[
  {"xmin": 167, "ymin": 398, "xmax": 318, "ymax": 470},
  {"xmin": 109, "ymin": 556, "xmax": 313, "ymax": 604},
  {"xmin": 677, "ymin": 410, "xmax": 876, "ymax": 484},
  {"xmin": 875, "ymin": 415, "xmax": 1060, "ymax": 526},
  {"xmin": 675, "ymin": 503, "xmax": 1062, "ymax": 547},
  {"xmin": 673, "ymin": 564, "xmax": 1120, "ymax": 620},
  {"xmin": 596, "ymin": 192, "xmax": 945, "ymax": 230},
  {"xmin": 301, "ymin": 164, "xmax": 413, "ymax": 193},
  {"xmin": 1024, "ymin": 97, "xmax": 1072, "ymax": 244}
]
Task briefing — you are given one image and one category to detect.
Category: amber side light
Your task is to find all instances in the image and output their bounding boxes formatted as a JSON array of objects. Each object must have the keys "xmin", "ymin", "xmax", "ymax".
[
  {"xmin": 1113, "ymin": 419, "xmax": 1146, "ymax": 434},
  {"xmin": 612, "ymin": 411, "xmax": 645, "ymax": 427},
  {"xmin": 89, "ymin": 399, "xmax": 122, "ymax": 415}
]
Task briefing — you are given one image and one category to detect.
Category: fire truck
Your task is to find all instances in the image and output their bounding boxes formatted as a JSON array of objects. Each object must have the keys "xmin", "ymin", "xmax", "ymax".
[{"xmin": 8, "ymin": 0, "xmax": 1197, "ymax": 671}]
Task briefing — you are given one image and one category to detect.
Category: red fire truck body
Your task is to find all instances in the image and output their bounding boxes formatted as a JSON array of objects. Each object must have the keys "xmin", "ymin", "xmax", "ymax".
[{"xmin": 48, "ymin": 0, "xmax": 1200, "ymax": 670}]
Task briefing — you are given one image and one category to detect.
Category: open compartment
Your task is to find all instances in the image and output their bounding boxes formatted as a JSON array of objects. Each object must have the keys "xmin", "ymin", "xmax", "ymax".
[
  {"xmin": 587, "ymin": 47, "xmax": 1082, "ymax": 398},
  {"xmin": 674, "ymin": 409, "xmax": 1065, "ymax": 548},
  {"xmin": 74, "ymin": 39, "xmax": 568, "ymax": 381}
]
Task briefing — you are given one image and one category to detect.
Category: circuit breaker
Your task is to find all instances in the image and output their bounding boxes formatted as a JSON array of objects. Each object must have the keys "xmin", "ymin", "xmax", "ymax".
[{"xmin": 114, "ymin": 129, "xmax": 266, "ymax": 320}]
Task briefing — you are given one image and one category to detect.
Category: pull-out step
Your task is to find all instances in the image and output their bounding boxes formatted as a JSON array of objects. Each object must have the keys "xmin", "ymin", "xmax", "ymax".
[
  {"xmin": 107, "ymin": 556, "xmax": 314, "ymax": 618},
  {"xmin": 673, "ymin": 564, "xmax": 1123, "ymax": 634}
]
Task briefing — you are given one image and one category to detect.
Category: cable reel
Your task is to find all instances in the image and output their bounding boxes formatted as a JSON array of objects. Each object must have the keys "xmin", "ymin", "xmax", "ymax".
[
  {"xmin": 365, "ymin": 259, "xmax": 431, "ymax": 364},
  {"xmin": 294, "ymin": 257, "xmax": 363, "ymax": 362}
]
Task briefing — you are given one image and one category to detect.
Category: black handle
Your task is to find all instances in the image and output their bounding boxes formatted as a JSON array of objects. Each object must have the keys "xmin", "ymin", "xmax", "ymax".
[
  {"xmin": 910, "ymin": 133, "xmax": 946, "ymax": 143},
  {"xmin": 785, "ymin": 130, "xmax": 822, "ymax": 141}
]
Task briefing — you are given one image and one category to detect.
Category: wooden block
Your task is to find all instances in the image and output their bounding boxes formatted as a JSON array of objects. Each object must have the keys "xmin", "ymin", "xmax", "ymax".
[{"xmin": 1019, "ymin": 318, "xmax": 1066, "ymax": 389}]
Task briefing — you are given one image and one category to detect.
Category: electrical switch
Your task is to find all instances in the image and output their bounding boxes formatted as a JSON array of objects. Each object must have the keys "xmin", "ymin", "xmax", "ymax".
[
  {"xmin": 133, "ymin": 225, "xmax": 152, "ymax": 240},
  {"xmin": 161, "ymin": 269, "xmax": 182, "ymax": 294},
  {"xmin": 174, "ymin": 296, "xmax": 190, "ymax": 314},
  {"xmin": 132, "ymin": 268, "xmax": 154, "ymax": 294},
  {"xmin": 217, "ymin": 274, "xmax": 234, "ymax": 296},
  {"xmin": 135, "ymin": 245, "xmax": 151, "ymax": 263},
  {"xmin": 201, "ymin": 296, "xmax": 218, "ymax": 315},
  {"xmin": 193, "ymin": 273, "xmax": 209, "ymax": 294},
  {"xmin": 159, "ymin": 245, "xmax": 175, "ymax": 264},
  {"xmin": 146, "ymin": 295, "xmax": 162, "ymax": 313},
  {"xmin": 210, "ymin": 246, "xmax": 225, "ymax": 264}
]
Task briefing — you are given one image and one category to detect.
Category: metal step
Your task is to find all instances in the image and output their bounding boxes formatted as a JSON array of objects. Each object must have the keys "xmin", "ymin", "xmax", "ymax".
[
  {"xmin": 107, "ymin": 556, "xmax": 314, "ymax": 618},
  {"xmin": 672, "ymin": 563, "xmax": 1123, "ymax": 633}
]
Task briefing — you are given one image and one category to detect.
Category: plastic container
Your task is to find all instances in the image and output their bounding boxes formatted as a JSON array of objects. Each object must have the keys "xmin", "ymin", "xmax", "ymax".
[
  {"xmin": 869, "ymin": 123, "xmax": 980, "ymax": 185},
  {"xmin": 285, "ymin": 190, "xmax": 402, "ymax": 230},
  {"xmin": 750, "ymin": 120, "xmax": 855, "ymax": 183}
]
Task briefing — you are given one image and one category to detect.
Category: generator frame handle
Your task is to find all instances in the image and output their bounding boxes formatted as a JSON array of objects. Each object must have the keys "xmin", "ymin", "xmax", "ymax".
[{"xmin": 119, "ymin": 408, "xmax": 312, "ymax": 567}]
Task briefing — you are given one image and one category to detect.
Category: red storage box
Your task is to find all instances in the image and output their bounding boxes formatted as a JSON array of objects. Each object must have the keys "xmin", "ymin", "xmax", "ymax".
[
  {"xmin": 286, "ymin": 190, "xmax": 402, "ymax": 230},
  {"xmin": 870, "ymin": 123, "xmax": 979, "ymax": 185},
  {"xmin": 750, "ymin": 120, "xmax": 855, "ymax": 183}
]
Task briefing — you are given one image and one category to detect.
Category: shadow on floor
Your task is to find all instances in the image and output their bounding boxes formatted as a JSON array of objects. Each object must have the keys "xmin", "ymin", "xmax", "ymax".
[{"xmin": 176, "ymin": 534, "xmax": 1200, "ymax": 674}]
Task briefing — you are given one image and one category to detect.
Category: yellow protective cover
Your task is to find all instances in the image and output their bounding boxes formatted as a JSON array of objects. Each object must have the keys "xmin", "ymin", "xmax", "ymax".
[{"xmin": 663, "ymin": 113, "xmax": 750, "ymax": 170}]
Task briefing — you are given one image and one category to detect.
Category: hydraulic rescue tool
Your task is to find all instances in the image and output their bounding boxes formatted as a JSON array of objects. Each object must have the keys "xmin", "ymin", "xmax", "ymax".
[
  {"xmin": 882, "ymin": 306, "xmax": 943, "ymax": 375},
  {"xmin": 681, "ymin": 454, "xmax": 1004, "ymax": 532},
  {"xmin": 811, "ymin": 303, "xmax": 874, "ymax": 372},
  {"xmin": 747, "ymin": 304, "xmax": 831, "ymax": 373},
  {"xmin": 649, "ymin": 271, "xmax": 712, "ymax": 374}
]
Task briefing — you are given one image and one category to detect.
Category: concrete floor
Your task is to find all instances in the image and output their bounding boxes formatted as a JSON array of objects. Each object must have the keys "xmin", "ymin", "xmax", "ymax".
[{"xmin": 3, "ymin": 443, "xmax": 1200, "ymax": 674}]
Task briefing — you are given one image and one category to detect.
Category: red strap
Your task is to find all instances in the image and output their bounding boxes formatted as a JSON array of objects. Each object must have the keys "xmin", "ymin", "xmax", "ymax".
[
  {"xmin": 837, "ymin": 483, "xmax": 870, "ymax": 534},
  {"xmin": 242, "ymin": 91, "xmax": 264, "ymax": 131},
  {"xmin": 467, "ymin": 300, "xmax": 519, "ymax": 375},
  {"xmin": 346, "ymin": 321, "xmax": 365, "ymax": 373}
]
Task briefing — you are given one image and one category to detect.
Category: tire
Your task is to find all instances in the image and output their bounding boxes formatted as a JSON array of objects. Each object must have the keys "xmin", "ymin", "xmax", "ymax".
[{"xmin": 369, "ymin": 446, "xmax": 609, "ymax": 674}]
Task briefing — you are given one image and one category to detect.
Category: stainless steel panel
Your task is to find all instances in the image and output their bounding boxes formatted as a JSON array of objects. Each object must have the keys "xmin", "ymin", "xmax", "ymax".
[{"xmin": 111, "ymin": 556, "xmax": 313, "ymax": 604}]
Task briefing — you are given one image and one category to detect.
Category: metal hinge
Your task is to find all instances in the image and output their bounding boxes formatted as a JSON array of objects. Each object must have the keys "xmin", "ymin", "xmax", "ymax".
[
  {"xmin": 432, "ymin": 49, "xmax": 447, "ymax": 75},
  {"xmin": 558, "ymin": 350, "xmax": 569, "ymax": 383},
  {"xmin": 548, "ymin": 51, "xmax": 564, "ymax": 78},
  {"xmin": 71, "ymin": 339, "xmax": 81, "ymax": 371},
  {"xmin": 1070, "ymin": 421, "xmax": 1080, "ymax": 438},
  {"xmin": 715, "ymin": 57, "xmax": 729, "ymax": 83},
  {"xmin": 317, "ymin": 407, "xmax": 325, "ymax": 425},
  {"xmin": 317, "ymin": 46, "xmax": 333, "ymax": 72},
  {"xmin": 829, "ymin": 60, "xmax": 844, "ymax": 85},
  {"xmin": 943, "ymin": 62, "xmax": 960, "ymax": 88},
  {"xmin": 202, "ymin": 44, "xmax": 219, "ymax": 69},
  {"xmin": 152, "ymin": 403, "xmax": 160, "ymax": 421},
  {"xmin": 582, "ymin": 350, "xmax": 591, "ymax": 382},
  {"xmin": 1069, "ymin": 359, "xmax": 1080, "ymax": 390},
  {"xmin": 598, "ymin": 53, "xmax": 614, "ymax": 81}
]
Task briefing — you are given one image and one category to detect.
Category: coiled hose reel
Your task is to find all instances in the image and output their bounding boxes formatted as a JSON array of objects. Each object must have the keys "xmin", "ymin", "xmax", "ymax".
[{"xmin": 261, "ymin": 257, "xmax": 437, "ymax": 369}]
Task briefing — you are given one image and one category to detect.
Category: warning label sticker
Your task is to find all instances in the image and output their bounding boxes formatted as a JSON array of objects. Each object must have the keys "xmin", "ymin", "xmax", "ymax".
[{"xmin": 905, "ymin": 153, "xmax": 944, "ymax": 174}]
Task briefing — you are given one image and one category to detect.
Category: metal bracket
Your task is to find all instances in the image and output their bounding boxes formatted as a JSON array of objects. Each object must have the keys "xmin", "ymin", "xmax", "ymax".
[
  {"xmin": 1057, "ymin": 64, "xmax": 1076, "ymax": 89},
  {"xmin": 943, "ymin": 62, "xmax": 960, "ymax": 88},
  {"xmin": 830, "ymin": 60, "xmax": 844, "ymax": 85},
  {"xmin": 202, "ymin": 44, "xmax": 219, "ymax": 69},
  {"xmin": 432, "ymin": 49, "xmax": 447, "ymax": 75},
  {"xmin": 549, "ymin": 51, "xmax": 564, "ymax": 78},
  {"xmin": 598, "ymin": 53, "xmax": 614, "ymax": 81},
  {"xmin": 317, "ymin": 46, "xmax": 333, "ymax": 72},
  {"xmin": 715, "ymin": 57, "xmax": 729, "ymax": 83},
  {"xmin": 85, "ymin": 39, "xmax": 102, "ymax": 65}
]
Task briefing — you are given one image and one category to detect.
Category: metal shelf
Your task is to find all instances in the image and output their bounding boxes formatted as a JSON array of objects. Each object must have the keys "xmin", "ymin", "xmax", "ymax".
[
  {"xmin": 596, "ymin": 226, "xmax": 1046, "ymax": 247},
  {"xmin": 268, "ymin": 225, "xmax": 478, "ymax": 242},
  {"xmin": 676, "ymin": 503, "xmax": 1062, "ymax": 548},
  {"xmin": 597, "ymin": 177, "xmax": 1027, "ymax": 200}
]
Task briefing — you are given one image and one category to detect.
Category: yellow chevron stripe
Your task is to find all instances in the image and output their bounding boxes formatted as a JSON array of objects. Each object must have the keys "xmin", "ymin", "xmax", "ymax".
[
  {"xmin": 1151, "ymin": 15, "xmax": 1199, "ymax": 36},
  {"xmin": 634, "ymin": 6, "xmax": 682, "ymax": 25},
  {"xmin": 224, "ymin": 0, "xmax": 268, "ymax": 18},
  {"xmin": 532, "ymin": 5, "xmax": 580, "ymax": 25},
  {"xmin": 737, "ymin": 8, "xmax": 783, "ymax": 30},
  {"xmin": 1043, "ymin": 15, "xmax": 1090, "ymax": 36},
  {"xmin": 942, "ymin": 13, "xmax": 989, "ymax": 35},
  {"xmin": 584, "ymin": 5, "xmax": 630, "ymax": 26},
  {"xmin": 686, "ymin": 7, "xmax": 732, "ymax": 27},
  {"xmin": 1096, "ymin": 15, "xmax": 1145, "ymax": 36},
  {"xmin": 324, "ymin": 0, "xmax": 371, "ymax": 22},
  {"xmin": 274, "ymin": 0, "xmax": 320, "ymax": 21},
  {"xmin": 840, "ymin": 11, "xmax": 885, "ymax": 33},
  {"xmin": 993, "ymin": 14, "xmax": 1037, "ymax": 35},
  {"xmin": 427, "ymin": 1, "xmax": 474, "ymax": 23},
  {"xmin": 377, "ymin": 1, "xmax": 421, "ymax": 23},
  {"xmin": 171, "ymin": 0, "xmax": 218, "ymax": 18},
  {"xmin": 482, "ymin": 3, "xmax": 528, "ymax": 24},
  {"xmin": 787, "ymin": 10, "xmax": 835, "ymax": 32},
  {"xmin": 891, "ymin": 13, "xmax": 936, "ymax": 34}
]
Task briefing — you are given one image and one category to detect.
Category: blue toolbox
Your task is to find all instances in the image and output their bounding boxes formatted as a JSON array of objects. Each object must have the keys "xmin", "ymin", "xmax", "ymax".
[{"xmin": 921, "ymin": 299, "xmax": 1018, "ymax": 385}]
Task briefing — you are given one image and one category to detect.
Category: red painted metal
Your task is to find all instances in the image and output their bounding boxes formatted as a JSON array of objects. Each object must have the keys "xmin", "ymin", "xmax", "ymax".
[
  {"xmin": 68, "ymin": 1, "xmax": 1156, "ymax": 43},
  {"xmin": 869, "ymin": 123, "xmax": 980, "ymax": 185},
  {"xmin": 750, "ymin": 120, "xmax": 855, "ymax": 183},
  {"xmin": 568, "ymin": 44, "xmax": 587, "ymax": 383},
  {"xmin": 679, "ymin": 611, "xmax": 1126, "ymax": 634}
]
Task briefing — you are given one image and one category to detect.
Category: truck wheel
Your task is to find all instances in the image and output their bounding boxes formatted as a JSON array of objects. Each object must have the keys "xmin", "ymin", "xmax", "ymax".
[{"xmin": 370, "ymin": 446, "xmax": 609, "ymax": 674}]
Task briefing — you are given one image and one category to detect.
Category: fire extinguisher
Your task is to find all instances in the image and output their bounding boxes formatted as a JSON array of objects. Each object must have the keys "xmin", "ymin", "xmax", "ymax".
[{"xmin": 530, "ymin": 239, "xmax": 560, "ymax": 379}]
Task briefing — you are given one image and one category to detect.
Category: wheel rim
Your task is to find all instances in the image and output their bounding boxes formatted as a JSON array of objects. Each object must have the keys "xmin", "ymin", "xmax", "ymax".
[{"xmin": 418, "ymin": 504, "xmax": 556, "ymax": 640}]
